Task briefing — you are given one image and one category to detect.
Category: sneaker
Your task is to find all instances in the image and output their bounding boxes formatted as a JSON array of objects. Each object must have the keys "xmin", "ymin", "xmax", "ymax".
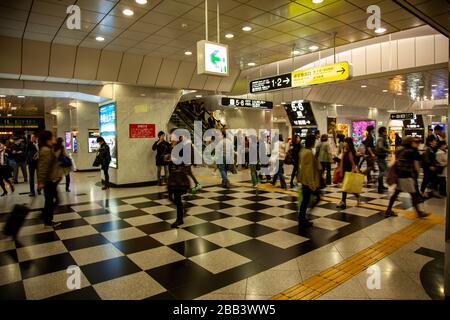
[
  {"xmin": 417, "ymin": 211, "xmax": 430, "ymax": 218},
  {"xmin": 171, "ymin": 220, "xmax": 184, "ymax": 228},
  {"xmin": 384, "ymin": 210, "xmax": 398, "ymax": 218},
  {"xmin": 44, "ymin": 221, "xmax": 61, "ymax": 228},
  {"xmin": 29, "ymin": 193, "xmax": 36, "ymax": 197},
  {"xmin": 336, "ymin": 201, "xmax": 346, "ymax": 209}
]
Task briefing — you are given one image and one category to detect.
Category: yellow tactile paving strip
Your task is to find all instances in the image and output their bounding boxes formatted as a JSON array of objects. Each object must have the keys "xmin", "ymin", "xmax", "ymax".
[
  {"xmin": 197, "ymin": 174, "xmax": 445, "ymax": 300},
  {"xmin": 271, "ymin": 219, "xmax": 436, "ymax": 300}
]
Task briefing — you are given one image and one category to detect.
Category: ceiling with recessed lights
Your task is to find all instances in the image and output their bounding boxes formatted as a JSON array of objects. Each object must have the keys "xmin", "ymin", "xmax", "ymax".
[{"xmin": 0, "ymin": 0, "xmax": 447, "ymax": 68}]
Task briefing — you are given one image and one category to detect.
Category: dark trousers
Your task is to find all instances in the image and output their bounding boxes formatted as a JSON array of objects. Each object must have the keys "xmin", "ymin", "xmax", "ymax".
[
  {"xmin": 387, "ymin": 189, "xmax": 421, "ymax": 214},
  {"xmin": 420, "ymin": 169, "xmax": 437, "ymax": 193},
  {"xmin": 341, "ymin": 191, "xmax": 360, "ymax": 204},
  {"xmin": 0, "ymin": 176, "xmax": 12, "ymax": 193},
  {"xmin": 438, "ymin": 176, "xmax": 447, "ymax": 196},
  {"xmin": 185, "ymin": 165, "xmax": 198, "ymax": 186},
  {"xmin": 102, "ymin": 166, "xmax": 109, "ymax": 186},
  {"xmin": 290, "ymin": 161, "xmax": 299, "ymax": 186},
  {"xmin": 298, "ymin": 185, "xmax": 321, "ymax": 221},
  {"xmin": 365, "ymin": 156, "xmax": 375, "ymax": 183},
  {"xmin": 169, "ymin": 190, "xmax": 184, "ymax": 222},
  {"xmin": 13, "ymin": 161, "xmax": 27, "ymax": 182},
  {"xmin": 320, "ymin": 162, "xmax": 332, "ymax": 185},
  {"xmin": 29, "ymin": 163, "xmax": 37, "ymax": 194},
  {"xmin": 42, "ymin": 181, "xmax": 58, "ymax": 224},
  {"xmin": 377, "ymin": 157, "xmax": 387, "ymax": 189},
  {"xmin": 65, "ymin": 174, "xmax": 70, "ymax": 191}
]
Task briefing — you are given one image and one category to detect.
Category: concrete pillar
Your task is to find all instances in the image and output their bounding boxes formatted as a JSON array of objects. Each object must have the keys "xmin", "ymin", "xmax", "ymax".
[{"xmin": 110, "ymin": 84, "xmax": 181, "ymax": 186}]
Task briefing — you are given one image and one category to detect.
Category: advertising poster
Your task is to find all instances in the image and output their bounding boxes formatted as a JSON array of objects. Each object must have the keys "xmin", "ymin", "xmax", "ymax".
[
  {"xmin": 99, "ymin": 102, "xmax": 117, "ymax": 168},
  {"xmin": 129, "ymin": 124, "xmax": 156, "ymax": 138},
  {"xmin": 64, "ymin": 131, "xmax": 72, "ymax": 150},
  {"xmin": 72, "ymin": 131, "xmax": 78, "ymax": 153},
  {"xmin": 336, "ymin": 123, "xmax": 349, "ymax": 136},
  {"xmin": 351, "ymin": 120, "xmax": 376, "ymax": 146},
  {"xmin": 327, "ymin": 117, "xmax": 337, "ymax": 135},
  {"xmin": 88, "ymin": 129, "xmax": 100, "ymax": 153}
]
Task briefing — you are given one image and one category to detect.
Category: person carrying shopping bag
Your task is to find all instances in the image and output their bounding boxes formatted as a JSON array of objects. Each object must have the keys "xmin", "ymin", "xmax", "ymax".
[{"xmin": 337, "ymin": 137, "xmax": 362, "ymax": 209}]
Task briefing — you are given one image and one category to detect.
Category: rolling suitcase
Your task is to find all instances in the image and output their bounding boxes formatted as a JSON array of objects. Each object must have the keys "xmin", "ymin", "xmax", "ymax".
[{"xmin": 3, "ymin": 204, "xmax": 31, "ymax": 237}]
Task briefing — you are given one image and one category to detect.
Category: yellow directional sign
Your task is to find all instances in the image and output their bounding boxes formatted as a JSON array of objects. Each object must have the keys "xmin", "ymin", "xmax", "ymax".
[{"xmin": 291, "ymin": 62, "xmax": 351, "ymax": 88}]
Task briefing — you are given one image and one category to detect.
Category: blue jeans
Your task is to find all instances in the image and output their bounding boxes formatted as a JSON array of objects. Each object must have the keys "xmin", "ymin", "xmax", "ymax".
[
  {"xmin": 217, "ymin": 164, "xmax": 228, "ymax": 184},
  {"xmin": 272, "ymin": 160, "xmax": 287, "ymax": 189}
]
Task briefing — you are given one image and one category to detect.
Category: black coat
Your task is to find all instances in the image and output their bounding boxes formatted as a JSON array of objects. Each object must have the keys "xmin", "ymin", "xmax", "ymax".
[
  {"xmin": 98, "ymin": 143, "xmax": 111, "ymax": 168},
  {"xmin": 152, "ymin": 140, "xmax": 170, "ymax": 166}
]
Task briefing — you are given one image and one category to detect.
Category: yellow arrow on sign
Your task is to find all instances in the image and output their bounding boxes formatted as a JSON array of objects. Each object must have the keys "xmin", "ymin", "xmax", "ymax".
[{"xmin": 291, "ymin": 62, "xmax": 351, "ymax": 87}]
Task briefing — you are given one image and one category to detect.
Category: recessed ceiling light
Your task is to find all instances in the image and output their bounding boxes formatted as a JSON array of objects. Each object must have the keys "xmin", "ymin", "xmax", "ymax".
[
  {"xmin": 431, "ymin": 84, "xmax": 437, "ymax": 87},
  {"xmin": 11, "ymin": 106, "xmax": 17, "ymax": 110},
  {"xmin": 17, "ymin": 95, "xmax": 25, "ymax": 98},
  {"xmin": 247, "ymin": 62, "xmax": 256, "ymax": 66},
  {"xmin": 361, "ymin": 85, "xmax": 367, "ymax": 88},
  {"xmin": 184, "ymin": 51, "xmax": 192, "ymax": 56},
  {"xmin": 135, "ymin": 0, "xmax": 147, "ymax": 4},
  {"xmin": 292, "ymin": 50, "xmax": 301, "ymax": 55},
  {"xmin": 336, "ymin": 104, "xmax": 343, "ymax": 107},
  {"xmin": 195, "ymin": 95, "xmax": 202, "ymax": 98},
  {"xmin": 382, "ymin": 90, "xmax": 388, "ymax": 92},
  {"xmin": 122, "ymin": 9, "xmax": 134, "ymax": 16},
  {"xmin": 95, "ymin": 36, "xmax": 105, "ymax": 42},
  {"xmin": 312, "ymin": 0, "xmax": 324, "ymax": 3},
  {"xmin": 309, "ymin": 45, "xmax": 319, "ymax": 51},
  {"xmin": 181, "ymin": 23, "xmax": 188, "ymax": 28},
  {"xmin": 242, "ymin": 26, "xmax": 252, "ymax": 32},
  {"xmin": 225, "ymin": 33, "xmax": 234, "ymax": 39},
  {"xmin": 375, "ymin": 27, "xmax": 386, "ymax": 34},
  {"xmin": 7, "ymin": 114, "xmax": 12, "ymax": 117}
]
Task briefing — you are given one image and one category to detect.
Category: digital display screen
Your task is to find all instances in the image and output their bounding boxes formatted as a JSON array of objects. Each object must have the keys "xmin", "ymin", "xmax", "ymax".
[
  {"xmin": 88, "ymin": 129, "xmax": 100, "ymax": 153},
  {"xmin": 65, "ymin": 131, "xmax": 72, "ymax": 150},
  {"xmin": 99, "ymin": 102, "xmax": 117, "ymax": 168}
]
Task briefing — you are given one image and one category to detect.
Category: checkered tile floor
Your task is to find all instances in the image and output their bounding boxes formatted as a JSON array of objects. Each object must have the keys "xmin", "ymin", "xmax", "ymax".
[{"xmin": 0, "ymin": 183, "xmax": 413, "ymax": 300}]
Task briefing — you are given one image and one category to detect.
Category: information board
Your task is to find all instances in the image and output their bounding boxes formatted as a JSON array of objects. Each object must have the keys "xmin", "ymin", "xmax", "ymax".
[
  {"xmin": 99, "ymin": 102, "xmax": 117, "ymax": 168},
  {"xmin": 403, "ymin": 115, "xmax": 424, "ymax": 129},
  {"xmin": 197, "ymin": 40, "xmax": 229, "ymax": 76},
  {"xmin": 249, "ymin": 73, "xmax": 291, "ymax": 93},
  {"xmin": 221, "ymin": 97, "xmax": 273, "ymax": 109},
  {"xmin": 129, "ymin": 124, "xmax": 156, "ymax": 138},
  {"xmin": 284, "ymin": 100, "xmax": 317, "ymax": 126},
  {"xmin": 390, "ymin": 113, "xmax": 414, "ymax": 120}
]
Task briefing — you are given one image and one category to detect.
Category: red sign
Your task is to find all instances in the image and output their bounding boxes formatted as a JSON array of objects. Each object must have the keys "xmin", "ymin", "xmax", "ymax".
[{"xmin": 129, "ymin": 124, "xmax": 155, "ymax": 138}]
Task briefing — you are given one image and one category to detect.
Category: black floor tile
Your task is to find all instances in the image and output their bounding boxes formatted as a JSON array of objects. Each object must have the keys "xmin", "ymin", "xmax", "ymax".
[
  {"xmin": 278, "ymin": 202, "xmax": 298, "ymax": 211},
  {"xmin": 154, "ymin": 211, "xmax": 178, "ymax": 221},
  {"xmin": 146, "ymin": 259, "xmax": 212, "ymax": 290},
  {"xmin": 22, "ymin": 218, "xmax": 44, "ymax": 227},
  {"xmin": 145, "ymin": 291, "xmax": 176, "ymax": 300},
  {"xmin": 54, "ymin": 218, "xmax": 88, "ymax": 230},
  {"xmin": 62, "ymin": 234, "xmax": 109, "ymax": 251},
  {"xmin": 132, "ymin": 201, "xmax": 161, "ymax": 209},
  {"xmin": 137, "ymin": 222, "xmax": 172, "ymax": 235},
  {"xmin": 241, "ymin": 195, "xmax": 271, "ymax": 202},
  {"xmin": 0, "ymin": 250, "xmax": 18, "ymax": 266},
  {"xmin": 15, "ymin": 232, "xmax": 60, "ymax": 248},
  {"xmin": 46, "ymin": 286, "xmax": 101, "ymax": 300},
  {"xmin": 144, "ymin": 193, "xmax": 169, "ymax": 200},
  {"xmin": 92, "ymin": 220, "xmax": 132, "ymax": 233},
  {"xmin": 54, "ymin": 205, "xmax": 75, "ymax": 214},
  {"xmin": 20, "ymin": 252, "xmax": 76, "ymax": 279},
  {"xmin": 317, "ymin": 202, "xmax": 344, "ymax": 211},
  {"xmin": 112, "ymin": 236, "xmax": 163, "ymax": 254},
  {"xmin": 81, "ymin": 256, "xmax": 141, "ymax": 285},
  {"xmin": 183, "ymin": 223, "xmax": 226, "ymax": 237},
  {"xmin": 209, "ymin": 195, "xmax": 236, "ymax": 202},
  {"xmin": 195, "ymin": 211, "xmax": 231, "ymax": 222},
  {"xmin": 99, "ymin": 199, "xmax": 126, "ymax": 208},
  {"xmin": 77, "ymin": 208, "xmax": 110, "ymax": 218},
  {"xmin": 241, "ymin": 203, "xmax": 272, "ymax": 211},
  {"xmin": 114, "ymin": 210, "xmax": 147, "ymax": 220},
  {"xmin": 227, "ymin": 239, "xmax": 285, "ymax": 264},
  {"xmin": 168, "ymin": 238, "xmax": 220, "ymax": 257},
  {"xmin": 204, "ymin": 202, "xmax": 233, "ymax": 211},
  {"xmin": 237, "ymin": 211, "xmax": 274, "ymax": 222},
  {"xmin": 215, "ymin": 189, "xmax": 239, "ymax": 195},
  {"xmin": 232, "ymin": 224, "xmax": 276, "ymax": 237},
  {"xmin": 0, "ymin": 281, "xmax": 26, "ymax": 300},
  {"xmin": 278, "ymin": 195, "xmax": 297, "ymax": 202}
]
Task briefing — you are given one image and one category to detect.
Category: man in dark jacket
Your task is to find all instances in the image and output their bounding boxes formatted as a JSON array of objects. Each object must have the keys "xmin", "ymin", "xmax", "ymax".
[
  {"xmin": 376, "ymin": 127, "xmax": 390, "ymax": 193},
  {"xmin": 27, "ymin": 133, "xmax": 40, "ymax": 196},
  {"xmin": 97, "ymin": 137, "xmax": 111, "ymax": 190},
  {"xmin": 152, "ymin": 131, "xmax": 170, "ymax": 186},
  {"xmin": 10, "ymin": 137, "xmax": 28, "ymax": 184}
]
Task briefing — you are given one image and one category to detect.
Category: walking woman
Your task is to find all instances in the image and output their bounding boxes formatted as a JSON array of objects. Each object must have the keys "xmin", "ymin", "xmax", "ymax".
[
  {"xmin": 290, "ymin": 135, "xmax": 301, "ymax": 188},
  {"xmin": 152, "ymin": 131, "xmax": 170, "ymax": 186},
  {"xmin": 0, "ymin": 140, "xmax": 14, "ymax": 196},
  {"xmin": 55, "ymin": 137, "xmax": 72, "ymax": 192},
  {"xmin": 297, "ymin": 134, "xmax": 321, "ymax": 227},
  {"xmin": 271, "ymin": 134, "xmax": 287, "ymax": 190},
  {"xmin": 336, "ymin": 137, "xmax": 361, "ymax": 209},
  {"xmin": 167, "ymin": 129, "xmax": 190, "ymax": 228},
  {"xmin": 317, "ymin": 134, "xmax": 333, "ymax": 185},
  {"xmin": 37, "ymin": 131, "xmax": 62, "ymax": 227},
  {"xmin": 385, "ymin": 137, "xmax": 429, "ymax": 218},
  {"xmin": 420, "ymin": 135, "xmax": 440, "ymax": 198},
  {"xmin": 96, "ymin": 137, "xmax": 111, "ymax": 190}
]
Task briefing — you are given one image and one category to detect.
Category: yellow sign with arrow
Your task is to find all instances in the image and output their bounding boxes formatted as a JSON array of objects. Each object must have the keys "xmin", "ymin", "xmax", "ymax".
[{"xmin": 291, "ymin": 62, "xmax": 351, "ymax": 88}]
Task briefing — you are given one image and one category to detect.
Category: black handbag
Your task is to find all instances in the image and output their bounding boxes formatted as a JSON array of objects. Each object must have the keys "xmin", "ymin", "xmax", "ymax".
[
  {"xmin": 168, "ymin": 167, "xmax": 191, "ymax": 194},
  {"xmin": 93, "ymin": 155, "xmax": 102, "ymax": 167}
]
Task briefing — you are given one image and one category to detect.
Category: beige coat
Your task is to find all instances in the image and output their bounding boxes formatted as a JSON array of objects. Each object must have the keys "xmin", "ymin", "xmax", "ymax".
[
  {"xmin": 37, "ymin": 146, "xmax": 64, "ymax": 184},
  {"xmin": 297, "ymin": 148, "xmax": 321, "ymax": 191}
]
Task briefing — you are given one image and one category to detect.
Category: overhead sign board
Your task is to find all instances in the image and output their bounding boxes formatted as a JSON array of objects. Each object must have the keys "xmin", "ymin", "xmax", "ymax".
[
  {"xmin": 284, "ymin": 100, "xmax": 317, "ymax": 127},
  {"xmin": 250, "ymin": 73, "xmax": 291, "ymax": 93},
  {"xmin": 390, "ymin": 112, "xmax": 414, "ymax": 120},
  {"xmin": 291, "ymin": 62, "xmax": 351, "ymax": 87},
  {"xmin": 403, "ymin": 114, "xmax": 424, "ymax": 129},
  {"xmin": 197, "ymin": 40, "xmax": 229, "ymax": 76},
  {"xmin": 221, "ymin": 97, "xmax": 273, "ymax": 109},
  {"xmin": 249, "ymin": 62, "xmax": 352, "ymax": 93}
]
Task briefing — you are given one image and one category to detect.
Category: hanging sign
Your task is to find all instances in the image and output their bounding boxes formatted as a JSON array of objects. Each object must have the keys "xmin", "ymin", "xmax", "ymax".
[
  {"xmin": 390, "ymin": 113, "xmax": 414, "ymax": 120},
  {"xmin": 221, "ymin": 97, "xmax": 273, "ymax": 109},
  {"xmin": 197, "ymin": 40, "xmax": 229, "ymax": 76},
  {"xmin": 284, "ymin": 100, "xmax": 317, "ymax": 126},
  {"xmin": 249, "ymin": 62, "xmax": 352, "ymax": 93}
]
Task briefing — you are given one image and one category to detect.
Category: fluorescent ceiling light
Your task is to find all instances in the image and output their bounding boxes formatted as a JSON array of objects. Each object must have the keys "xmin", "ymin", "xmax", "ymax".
[
  {"xmin": 0, "ymin": 95, "xmax": 5, "ymax": 97},
  {"xmin": 95, "ymin": 36, "xmax": 105, "ymax": 42},
  {"xmin": 382, "ymin": 90, "xmax": 388, "ymax": 92},
  {"xmin": 312, "ymin": 0, "xmax": 324, "ymax": 3},
  {"xmin": 431, "ymin": 84, "xmax": 437, "ymax": 87},
  {"xmin": 247, "ymin": 62, "xmax": 256, "ymax": 66},
  {"xmin": 309, "ymin": 45, "xmax": 319, "ymax": 51},
  {"xmin": 361, "ymin": 85, "xmax": 367, "ymax": 88},
  {"xmin": 195, "ymin": 95, "xmax": 202, "ymax": 98},
  {"xmin": 225, "ymin": 33, "xmax": 234, "ymax": 39},
  {"xmin": 17, "ymin": 95, "xmax": 25, "ymax": 98},
  {"xmin": 122, "ymin": 9, "xmax": 134, "ymax": 16},
  {"xmin": 135, "ymin": 0, "xmax": 147, "ymax": 4},
  {"xmin": 242, "ymin": 26, "xmax": 252, "ymax": 32},
  {"xmin": 418, "ymin": 85, "xmax": 424, "ymax": 88},
  {"xmin": 375, "ymin": 27, "xmax": 386, "ymax": 34},
  {"xmin": 184, "ymin": 51, "xmax": 192, "ymax": 56},
  {"xmin": 414, "ymin": 79, "xmax": 420, "ymax": 82}
]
